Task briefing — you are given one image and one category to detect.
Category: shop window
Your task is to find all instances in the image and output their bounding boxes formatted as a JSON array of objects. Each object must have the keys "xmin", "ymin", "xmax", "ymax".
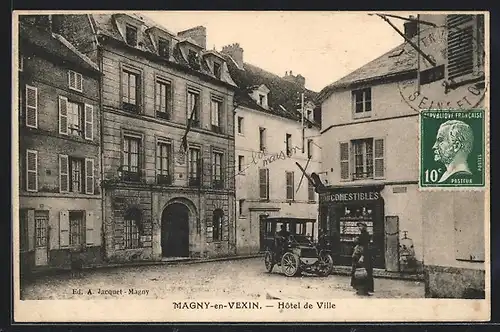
[{"xmin": 339, "ymin": 204, "xmax": 374, "ymax": 244}]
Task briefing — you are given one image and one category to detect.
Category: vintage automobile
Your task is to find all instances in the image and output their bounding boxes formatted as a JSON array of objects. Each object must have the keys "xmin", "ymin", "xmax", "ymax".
[{"xmin": 262, "ymin": 217, "xmax": 334, "ymax": 277}]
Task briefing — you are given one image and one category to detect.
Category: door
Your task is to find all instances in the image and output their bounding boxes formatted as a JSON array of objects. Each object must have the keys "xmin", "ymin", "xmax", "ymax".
[
  {"xmin": 259, "ymin": 214, "xmax": 270, "ymax": 251},
  {"xmin": 34, "ymin": 211, "xmax": 49, "ymax": 266},
  {"xmin": 161, "ymin": 203, "xmax": 190, "ymax": 257}
]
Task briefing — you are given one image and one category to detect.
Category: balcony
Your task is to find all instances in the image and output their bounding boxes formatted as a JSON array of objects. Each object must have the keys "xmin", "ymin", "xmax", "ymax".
[
  {"xmin": 189, "ymin": 177, "xmax": 201, "ymax": 187},
  {"xmin": 123, "ymin": 102, "xmax": 139, "ymax": 113},
  {"xmin": 121, "ymin": 170, "xmax": 141, "ymax": 182},
  {"xmin": 352, "ymin": 171, "xmax": 374, "ymax": 180},
  {"xmin": 211, "ymin": 125, "xmax": 223, "ymax": 134},
  {"xmin": 157, "ymin": 174, "xmax": 172, "ymax": 185},
  {"xmin": 155, "ymin": 110, "xmax": 170, "ymax": 120}
]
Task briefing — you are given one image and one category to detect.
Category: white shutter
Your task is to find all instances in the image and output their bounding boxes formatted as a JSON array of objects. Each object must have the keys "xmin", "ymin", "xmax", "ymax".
[
  {"xmin": 27, "ymin": 209, "xmax": 35, "ymax": 251},
  {"xmin": 58, "ymin": 96, "xmax": 68, "ymax": 135},
  {"xmin": 85, "ymin": 158, "xmax": 95, "ymax": 194},
  {"xmin": 76, "ymin": 72, "xmax": 83, "ymax": 92},
  {"xmin": 26, "ymin": 150, "xmax": 38, "ymax": 192},
  {"xmin": 84, "ymin": 103, "xmax": 94, "ymax": 140},
  {"xmin": 59, "ymin": 211, "xmax": 70, "ymax": 247},
  {"xmin": 25, "ymin": 85, "xmax": 38, "ymax": 128},
  {"xmin": 86, "ymin": 211, "xmax": 94, "ymax": 245},
  {"xmin": 59, "ymin": 154, "xmax": 69, "ymax": 193},
  {"xmin": 374, "ymin": 138, "xmax": 385, "ymax": 179},
  {"xmin": 340, "ymin": 142, "xmax": 350, "ymax": 180},
  {"xmin": 68, "ymin": 70, "xmax": 75, "ymax": 89}
]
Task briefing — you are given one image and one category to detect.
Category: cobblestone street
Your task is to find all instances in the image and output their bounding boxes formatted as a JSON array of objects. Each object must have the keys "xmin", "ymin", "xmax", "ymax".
[{"xmin": 21, "ymin": 258, "xmax": 425, "ymax": 300}]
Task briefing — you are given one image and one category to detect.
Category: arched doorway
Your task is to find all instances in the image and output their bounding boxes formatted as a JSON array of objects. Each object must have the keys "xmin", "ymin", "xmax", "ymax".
[{"xmin": 161, "ymin": 203, "xmax": 190, "ymax": 257}]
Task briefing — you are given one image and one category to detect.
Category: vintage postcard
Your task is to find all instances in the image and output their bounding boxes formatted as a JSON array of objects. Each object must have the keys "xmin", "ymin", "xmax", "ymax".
[{"xmin": 12, "ymin": 10, "xmax": 490, "ymax": 322}]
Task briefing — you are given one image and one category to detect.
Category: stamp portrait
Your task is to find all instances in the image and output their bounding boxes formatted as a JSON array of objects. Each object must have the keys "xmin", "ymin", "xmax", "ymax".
[{"xmin": 419, "ymin": 109, "xmax": 485, "ymax": 188}]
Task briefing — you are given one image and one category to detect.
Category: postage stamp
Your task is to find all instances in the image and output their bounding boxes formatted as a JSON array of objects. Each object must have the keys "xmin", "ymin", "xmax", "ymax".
[{"xmin": 419, "ymin": 109, "xmax": 485, "ymax": 188}]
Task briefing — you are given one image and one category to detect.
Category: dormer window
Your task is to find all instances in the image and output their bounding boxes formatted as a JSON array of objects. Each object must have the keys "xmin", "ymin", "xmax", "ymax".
[
  {"xmin": 125, "ymin": 25, "xmax": 138, "ymax": 46},
  {"xmin": 188, "ymin": 49, "xmax": 201, "ymax": 70},
  {"xmin": 213, "ymin": 61, "xmax": 222, "ymax": 79},
  {"xmin": 259, "ymin": 94, "xmax": 265, "ymax": 106},
  {"xmin": 158, "ymin": 38, "xmax": 170, "ymax": 58}
]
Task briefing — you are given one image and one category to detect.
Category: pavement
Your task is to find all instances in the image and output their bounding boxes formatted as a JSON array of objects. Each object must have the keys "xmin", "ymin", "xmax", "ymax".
[{"xmin": 20, "ymin": 257, "xmax": 425, "ymax": 300}]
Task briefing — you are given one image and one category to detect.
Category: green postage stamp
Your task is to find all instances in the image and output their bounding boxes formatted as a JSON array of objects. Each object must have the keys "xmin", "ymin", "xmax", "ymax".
[{"xmin": 420, "ymin": 109, "xmax": 485, "ymax": 189}]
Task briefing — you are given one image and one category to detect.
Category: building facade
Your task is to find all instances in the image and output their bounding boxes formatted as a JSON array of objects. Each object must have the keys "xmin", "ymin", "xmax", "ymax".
[
  {"xmin": 317, "ymin": 13, "xmax": 486, "ymax": 298},
  {"xmin": 18, "ymin": 16, "xmax": 103, "ymax": 274},
  {"xmin": 53, "ymin": 14, "xmax": 238, "ymax": 262},
  {"xmin": 222, "ymin": 44, "xmax": 323, "ymax": 255}
]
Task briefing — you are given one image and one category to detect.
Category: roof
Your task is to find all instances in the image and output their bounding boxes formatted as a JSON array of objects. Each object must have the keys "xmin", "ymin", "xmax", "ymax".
[
  {"xmin": 223, "ymin": 54, "xmax": 319, "ymax": 125},
  {"xmin": 89, "ymin": 14, "xmax": 236, "ymax": 88},
  {"xmin": 19, "ymin": 23, "xmax": 100, "ymax": 73},
  {"xmin": 316, "ymin": 42, "xmax": 417, "ymax": 103}
]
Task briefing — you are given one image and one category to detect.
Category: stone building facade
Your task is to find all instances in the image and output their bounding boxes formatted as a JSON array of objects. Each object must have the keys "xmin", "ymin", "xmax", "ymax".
[
  {"xmin": 222, "ymin": 44, "xmax": 323, "ymax": 255},
  {"xmin": 17, "ymin": 16, "xmax": 103, "ymax": 274},
  {"xmin": 53, "ymin": 13, "xmax": 238, "ymax": 262}
]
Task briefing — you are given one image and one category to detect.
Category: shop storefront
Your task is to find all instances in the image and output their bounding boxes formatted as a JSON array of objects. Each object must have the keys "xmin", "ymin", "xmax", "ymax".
[{"xmin": 319, "ymin": 185, "xmax": 385, "ymax": 268}]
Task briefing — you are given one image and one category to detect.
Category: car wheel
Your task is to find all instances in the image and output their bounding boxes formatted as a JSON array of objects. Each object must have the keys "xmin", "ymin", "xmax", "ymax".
[
  {"xmin": 281, "ymin": 252, "xmax": 300, "ymax": 277},
  {"xmin": 317, "ymin": 252, "xmax": 334, "ymax": 277},
  {"xmin": 264, "ymin": 251, "xmax": 274, "ymax": 273}
]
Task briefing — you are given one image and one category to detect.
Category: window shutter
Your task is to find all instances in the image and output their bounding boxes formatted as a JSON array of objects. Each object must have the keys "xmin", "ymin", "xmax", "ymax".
[
  {"xmin": 59, "ymin": 211, "xmax": 70, "ymax": 247},
  {"xmin": 266, "ymin": 169, "xmax": 270, "ymax": 199},
  {"xmin": 68, "ymin": 70, "xmax": 76, "ymax": 89},
  {"xmin": 27, "ymin": 209, "xmax": 35, "ymax": 251},
  {"xmin": 26, "ymin": 150, "xmax": 38, "ymax": 192},
  {"xmin": 59, "ymin": 154, "xmax": 69, "ymax": 193},
  {"xmin": 374, "ymin": 138, "xmax": 385, "ymax": 179},
  {"xmin": 58, "ymin": 96, "xmax": 68, "ymax": 135},
  {"xmin": 86, "ymin": 211, "xmax": 94, "ymax": 245},
  {"xmin": 446, "ymin": 15, "xmax": 475, "ymax": 80},
  {"xmin": 25, "ymin": 85, "xmax": 38, "ymax": 128},
  {"xmin": 84, "ymin": 103, "xmax": 94, "ymax": 140},
  {"xmin": 259, "ymin": 169, "xmax": 267, "ymax": 199},
  {"xmin": 76, "ymin": 73, "xmax": 83, "ymax": 91},
  {"xmin": 340, "ymin": 142, "xmax": 350, "ymax": 180},
  {"xmin": 85, "ymin": 158, "xmax": 95, "ymax": 194}
]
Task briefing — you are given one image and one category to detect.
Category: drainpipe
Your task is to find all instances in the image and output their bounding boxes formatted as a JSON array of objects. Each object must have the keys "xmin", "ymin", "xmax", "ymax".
[{"xmin": 97, "ymin": 43, "xmax": 106, "ymax": 262}]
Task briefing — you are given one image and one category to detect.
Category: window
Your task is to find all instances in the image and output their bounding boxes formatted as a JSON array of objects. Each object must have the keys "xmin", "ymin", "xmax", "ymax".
[
  {"xmin": 158, "ymin": 38, "xmax": 170, "ymax": 58},
  {"xmin": 237, "ymin": 116, "xmax": 244, "ymax": 134},
  {"xmin": 259, "ymin": 127, "xmax": 266, "ymax": 151},
  {"xmin": 187, "ymin": 90, "xmax": 200, "ymax": 128},
  {"xmin": 123, "ymin": 135, "xmax": 141, "ymax": 182},
  {"xmin": 286, "ymin": 171, "xmax": 294, "ymax": 200},
  {"xmin": 70, "ymin": 158, "xmax": 83, "ymax": 193},
  {"xmin": 212, "ymin": 151, "xmax": 223, "ymax": 189},
  {"xmin": 68, "ymin": 70, "xmax": 83, "ymax": 92},
  {"xmin": 307, "ymin": 109, "xmax": 312, "ymax": 120},
  {"xmin": 212, "ymin": 209, "xmax": 224, "ymax": 242},
  {"xmin": 211, "ymin": 98, "xmax": 223, "ymax": 133},
  {"xmin": 69, "ymin": 211, "xmax": 85, "ymax": 246},
  {"xmin": 59, "ymin": 97, "xmax": 94, "ymax": 140},
  {"xmin": 188, "ymin": 147, "xmax": 201, "ymax": 186},
  {"xmin": 156, "ymin": 141, "xmax": 172, "ymax": 185},
  {"xmin": 286, "ymin": 134, "xmax": 292, "ymax": 156},
  {"xmin": 307, "ymin": 139, "xmax": 313, "ymax": 159},
  {"xmin": 239, "ymin": 199, "xmax": 245, "ymax": 217},
  {"xmin": 155, "ymin": 80, "xmax": 171, "ymax": 120},
  {"xmin": 25, "ymin": 85, "xmax": 38, "ymax": 128},
  {"xmin": 34, "ymin": 210, "xmax": 48, "ymax": 248},
  {"xmin": 352, "ymin": 88, "xmax": 372, "ymax": 116},
  {"xmin": 308, "ymin": 180, "xmax": 315, "ymax": 202},
  {"xmin": 125, "ymin": 25, "xmax": 138, "ymax": 46},
  {"xmin": 340, "ymin": 138, "xmax": 385, "ymax": 181},
  {"xmin": 238, "ymin": 155, "xmax": 244, "ymax": 173},
  {"xmin": 59, "ymin": 155, "xmax": 94, "ymax": 194},
  {"xmin": 188, "ymin": 49, "xmax": 200, "ymax": 69},
  {"xmin": 124, "ymin": 208, "xmax": 141, "ymax": 249},
  {"xmin": 213, "ymin": 61, "xmax": 221, "ymax": 78},
  {"xmin": 26, "ymin": 149, "xmax": 38, "ymax": 192},
  {"xmin": 259, "ymin": 168, "xmax": 269, "ymax": 200},
  {"xmin": 259, "ymin": 94, "xmax": 265, "ymax": 105},
  {"xmin": 122, "ymin": 69, "xmax": 140, "ymax": 111}
]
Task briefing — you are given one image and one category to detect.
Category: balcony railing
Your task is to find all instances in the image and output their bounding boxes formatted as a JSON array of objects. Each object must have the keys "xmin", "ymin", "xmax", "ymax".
[
  {"xmin": 157, "ymin": 174, "xmax": 172, "ymax": 185},
  {"xmin": 121, "ymin": 170, "xmax": 141, "ymax": 182},
  {"xmin": 352, "ymin": 171, "xmax": 374, "ymax": 180},
  {"xmin": 189, "ymin": 176, "xmax": 201, "ymax": 187},
  {"xmin": 212, "ymin": 179, "xmax": 224, "ymax": 189},
  {"xmin": 123, "ymin": 102, "xmax": 139, "ymax": 113},
  {"xmin": 155, "ymin": 110, "xmax": 170, "ymax": 120}
]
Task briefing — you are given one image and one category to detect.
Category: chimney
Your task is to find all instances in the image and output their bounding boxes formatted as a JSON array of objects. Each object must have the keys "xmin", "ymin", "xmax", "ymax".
[
  {"xmin": 178, "ymin": 26, "xmax": 207, "ymax": 49},
  {"xmin": 295, "ymin": 74, "xmax": 306, "ymax": 88},
  {"xmin": 283, "ymin": 71, "xmax": 306, "ymax": 88},
  {"xmin": 404, "ymin": 15, "xmax": 418, "ymax": 39},
  {"xmin": 221, "ymin": 43, "xmax": 244, "ymax": 68}
]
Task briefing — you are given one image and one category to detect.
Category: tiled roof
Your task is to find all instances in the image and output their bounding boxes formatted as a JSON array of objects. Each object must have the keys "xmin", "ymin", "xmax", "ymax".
[
  {"xmin": 223, "ymin": 54, "xmax": 318, "ymax": 125},
  {"xmin": 19, "ymin": 23, "xmax": 100, "ymax": 73},
  {"xmin": 89, "ymin": 14, "xmax": 236, "ymax": 87},
  {"xmin": 316, "ymin": 42, "xmax": 417, "ymax": 103}
]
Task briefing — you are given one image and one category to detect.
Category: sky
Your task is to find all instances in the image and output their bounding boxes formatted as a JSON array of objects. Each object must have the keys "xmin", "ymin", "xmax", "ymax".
[{"xmin": 143, "ymin": 11, "xmax": 409, "ymax": 92}]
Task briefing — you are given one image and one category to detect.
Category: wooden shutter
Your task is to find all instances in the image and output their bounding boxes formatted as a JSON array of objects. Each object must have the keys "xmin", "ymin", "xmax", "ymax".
[
  {"xmin": 58, "ymin": 96, "xmax": 68, "ymax": 135},
  {"xmin": 446, "ymin": 15, "xmax": 475, "ymax": 80},
  {"xmin": 85, "ymin": 158, "xmax": 94, "ymax": 194},
  {"xmin": 340, "ymin": 142, "xmax": 350, "ymax": 180},
  {"xmin": 26, "ymin": 150, "xmax": 38, "ymax": 192},
  {"xmin": 76, "ymin": 72, "xmax": 83, "ymax": 91},
  {"xmin": 84, "ymin": 103, "xmax": 94, "ymax": 140},
  {"xmin": 259, "ymin": 168, "xmax": 268, "ymax": 199},
  {"xmin": 286, "ymin": 172, "xmax": 294, "ymax": 200},
  {"xmin": 59, "ymin": 211, "xmax": 70, "ymax": 247},
  {"xmin": 374, "ymin": 138, "xmax": 385, "ymax": 179},
  {"xmin": 27, "ymin": 209, "xmax": 35, "ymax": 251},
  {"xmin": 25, "ymin": 85, "xmax": 38, "ymax": 128},
  {"xmin": 59, "ymin": 154, "xmax": 69, "ymax": 193},
  {"xmin": 68, "ymin": 70, "xmax": 76, "ymax": 89},
  {"xmin": 86, "ymin": 211, "xmax": 94, "ymax": 245}
]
